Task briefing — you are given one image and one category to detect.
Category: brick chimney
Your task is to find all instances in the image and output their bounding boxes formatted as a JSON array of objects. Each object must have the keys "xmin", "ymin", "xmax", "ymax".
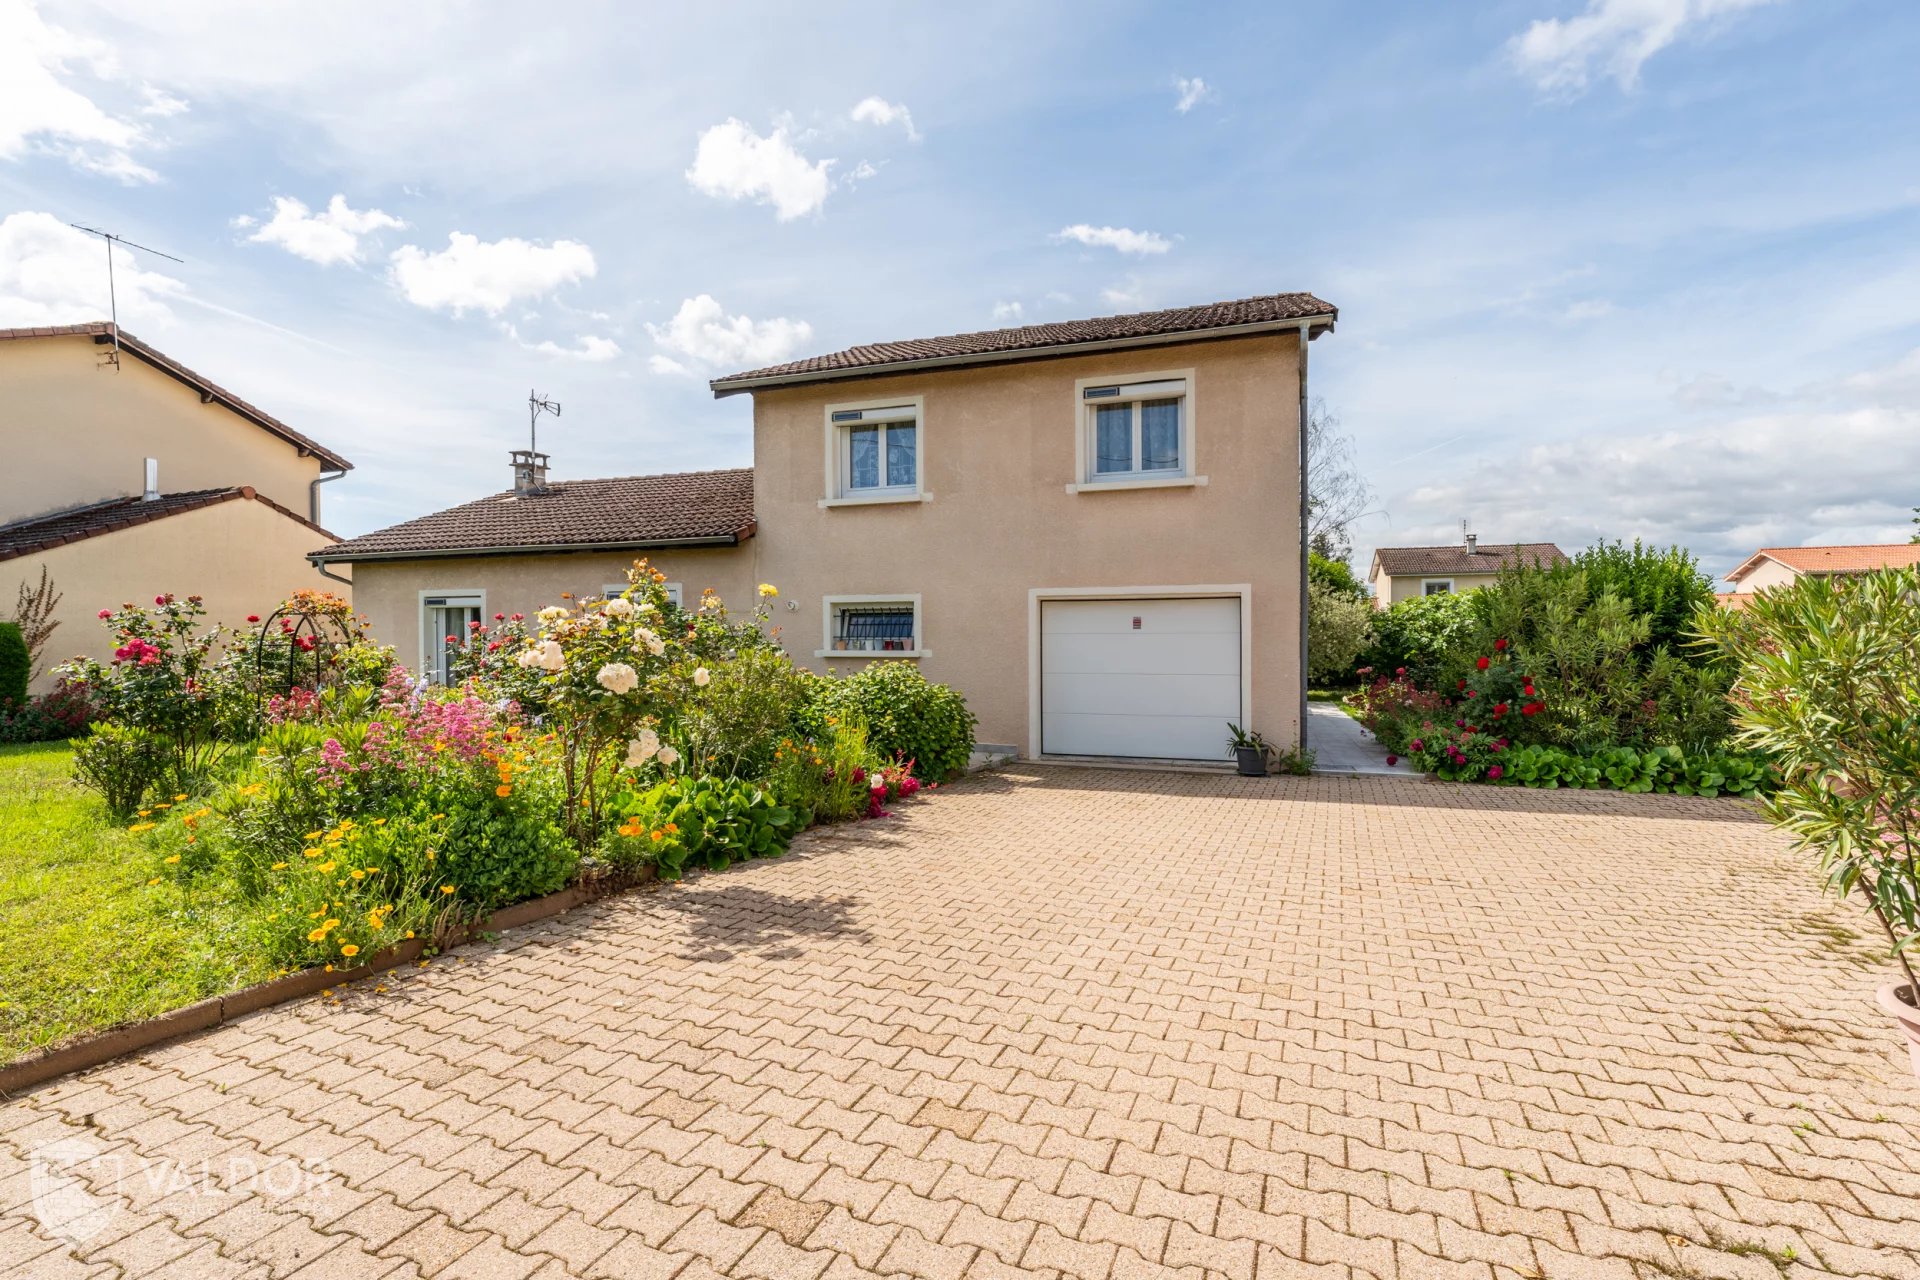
[{"xmin": 511, "ymin": 449, "xmax": 549, "ymax": 495}]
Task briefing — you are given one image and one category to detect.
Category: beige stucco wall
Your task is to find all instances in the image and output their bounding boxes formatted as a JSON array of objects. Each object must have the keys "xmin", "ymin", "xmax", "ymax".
[
  {"xmin": 18, "ymin": 496, "xmax": 343, "ymax": 693},
  {"xmin": 746, "ymin": 332, "xmax": 1308, "ymax": 754},
  {"xmin": 1728, "ymin": 558, "xmax": 1800, "ymax": 593},
  {"xmin": 348, "ymin": 548, "xmax": 756, "ymax": 677},
  {"xmin": 0, "ymin": 337, "xmax": 325, "ymax": 525},
  {"xmin": 1374, "ymin": 569, "xmax": 1501, "ymax": 608}
]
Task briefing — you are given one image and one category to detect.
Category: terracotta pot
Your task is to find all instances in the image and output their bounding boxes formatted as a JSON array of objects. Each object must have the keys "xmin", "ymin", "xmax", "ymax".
[{"xmin": 1878, "ymin": 983, "xmax": 1920, "ymax": 1078}]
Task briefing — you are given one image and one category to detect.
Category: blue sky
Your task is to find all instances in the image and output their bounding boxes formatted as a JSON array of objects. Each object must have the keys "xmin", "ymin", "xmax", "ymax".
[{"xmin": 3, "ymin": 0, "xmax": 1916, "ymax": 585}]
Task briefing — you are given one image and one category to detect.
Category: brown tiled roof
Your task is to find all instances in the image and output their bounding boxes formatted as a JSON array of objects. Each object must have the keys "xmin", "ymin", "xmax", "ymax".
[
  {"xmin": 1728, "ymin": 543, "xmax": 1920, "ymax": 582},
  {"xmin": 710, "ymin": 291, "xmax": 1337, "ymax": 394},
  {"xmin": 1714, "ymin": 592, "xmax": 1756, "ymax": 611},
  {"xmin": 0, "ymin": 323, "xmax": 352, "ymax": 471},
  {"xmin": 0, "ymin": 487, "xmax": 332, "ymax": 564},
  {"xmin": 312, "ymin": 468, "xmax": 756, "ymax": 563},
  {"xmin": 1370, "ymin": 542, "xmax": 1569, "ymax": 578}
]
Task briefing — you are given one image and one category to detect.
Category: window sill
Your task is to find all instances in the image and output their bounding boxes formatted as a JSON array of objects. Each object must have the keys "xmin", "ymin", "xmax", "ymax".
[
  {"xmin": 1065, "ymin": 474, "xmax": 1207, "ymax": 495},
  {"xmin": 815, "ymin": 649, "xmax": 930, "ymax": 660},
  {"xmin": 819, "ymin": 492, "xmax": 931, "ymax": 509}
]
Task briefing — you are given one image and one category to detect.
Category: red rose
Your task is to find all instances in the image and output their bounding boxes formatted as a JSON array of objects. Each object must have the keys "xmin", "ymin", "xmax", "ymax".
[
  {"xmin": 1521, "ymin": 702, "xmax": 1542, "ymax": 717},
  {"xmin": 1488, "ymin": 765, "xmax": 1504, "ymax": 780},
  {"xmin": 1385, "ymin": 755, "xmax": 1398, "ymax": 766},
  {"xmin": 1395, "ymin": 667, "xmax": 1406, "ymax": 677},
  {"xmin": 97, "ymin": 608, "xmax": 112, "ymax": 619},
  {"xmin": 155, "ymin": 595, "xmax": 167, "ymax": 605},
  {"xmin": 1493, "ymin": 703, "xmax": 1508, "ymax": 717},
  {"xmin": 1457, "ymin": 680, "xmax": 1467, "ymax": 690},
  {"xmin": 1476, "ymin": 656, "xmax": 1490, "ymax": 670},
  {"xmin": 246, "ymin": 614, "xmax": 261, "ymax": 623},
  {"xmin": 1494, "ymin": 638, "xmax": 1508, "ymax": 652},
  {"xmin": 1409, "ymin": 739, "xmax": 1424, "ymax": 751}
]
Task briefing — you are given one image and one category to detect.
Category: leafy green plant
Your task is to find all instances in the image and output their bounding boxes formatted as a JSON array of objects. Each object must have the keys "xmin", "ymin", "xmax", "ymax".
[
  {"xmin": 1308, "ymin": 553, "xmax": 1366, "ymax": 601},
  {"xmin": 663, "ymin": 647, "xmax": 808, "ymax": 780},
  {"xmin": 1571, "ymin": 539, "xmax": 1716, "ymax": 658},
  {"xmin": 0, "ymin": 622, "xmax": 28, "ymax": 708},
  {"xmin": 1699, "ymin": 567, "xmax": 1920, "ymax": 991},
  {"xmin": 801, "ymin": 662, "xmax": 976, "ymax": 779},
  {"xmin": 70, "ymin": 722, "xmax": 168, "ymax": 819},
  {"xmin": 1353, "ymin": 590, "xmax": 1477, "ymax": 687},
  {"xmin": 604, "ymin": 775, "xmax": 800, "ymax": 880},
  {"xmin": 1307, "ymin": 579, "xmax": 1373, "ymax": 685}
]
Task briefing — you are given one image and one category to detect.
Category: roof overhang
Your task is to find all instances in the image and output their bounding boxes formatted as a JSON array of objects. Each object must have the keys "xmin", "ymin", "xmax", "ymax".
[
  {"xmin": 708, "ymin": 314, "xmax": 1337, "ymax": 398},
  {"xmin": 1724, "ymin": 550, "xmax": 1786, "ymax": 584},
  {"xmin": 309, "ymin": 530, "xmax": 749, "ymax": 566}
]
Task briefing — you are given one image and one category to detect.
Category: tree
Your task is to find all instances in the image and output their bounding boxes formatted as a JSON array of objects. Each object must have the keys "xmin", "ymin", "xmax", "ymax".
[
  {"xmin": 12, "ymin": 567, "xmax": 61, "ymax": 682},
  {"xmin": 1308, "ymin": 552, "xmax": 1365, "ymax": 600},
  {"xmin": 1306, "ymin": 579, "xmax": 1372, "ymax": 686},
  {"xmin": 1305, "ymin": 399, "xmax": 1373, "ymax": 563}
]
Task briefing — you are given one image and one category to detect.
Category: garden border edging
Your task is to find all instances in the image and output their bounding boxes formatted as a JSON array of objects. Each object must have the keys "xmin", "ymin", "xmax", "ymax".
[{"xmin": 0, "ymin": 868, "xmax": 653, "ymax": 1098}]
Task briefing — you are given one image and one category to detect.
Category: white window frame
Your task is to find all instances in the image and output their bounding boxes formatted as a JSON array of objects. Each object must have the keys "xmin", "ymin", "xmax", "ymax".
[
  {"xmin": 418, "ymin": 588, "xmax": 486, "ymax": 685},
  {"xmin": 1422, "ymin": 579, "xmax": 1454, "ymax": 596},
  {"xmin": 605, "ymin": 581, "xmax": 682, "ymax": 607},
  {"xmin": 816, "ymin": 594, "xmax": 928, "ymax": 659},
  {"xmin": 1067, "ymin": 368, "xmax": 1206, "ymax": 494},
  {"xmin": 820, "ymin": 395, "xmax": 930, "ymax": 507}
]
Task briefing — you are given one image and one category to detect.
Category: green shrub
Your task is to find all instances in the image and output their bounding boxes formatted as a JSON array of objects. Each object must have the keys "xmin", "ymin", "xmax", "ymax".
[
  {"xmin": 1699, "ymin": 566, "xmax": 1920, "ymax": 991},
  {"xmin": 666, "ymin": 647, "xmax": 809, "ymax": 779},
  {"xmin": 1307, "ymin": 579, "xmax": 1372, "ymax": 685},
  {"xmin": 1353, "ymin": 590, "xmax": 1476, "ymax": 685},
  {"xmin": 421, "ymin": 773, "xmax": 575, "ymax": 910},
  {"xmin": 1308, "ymin": 553, "xmax": 1366, "ymax": 601},
  {"xmin": 801, "ymin": 662, "xmax": 976, "ymax": 779},
  {"xmin": 768, "ymin": 714, "xmax": 883, "ymax": 824},
  {"xmin": 71, "ymin": 722, "xmax": 168, "ymax": 819},
  {"xmin": 602, "ymin": 775, "xmax": 801, "ymax": 880},
  {"xmin": 1571, "ymin": 539, "xmax": 1716, "ymax": 658},
  {"xmin": 0, "ymin": 622, "xmax": 27, "ymax": 708}
]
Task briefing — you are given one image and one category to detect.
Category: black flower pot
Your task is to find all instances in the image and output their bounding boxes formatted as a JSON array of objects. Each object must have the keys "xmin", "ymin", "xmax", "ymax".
[{"xmin": 1235, "ymin": 745, "xmax": 1268, "ymax": 777}]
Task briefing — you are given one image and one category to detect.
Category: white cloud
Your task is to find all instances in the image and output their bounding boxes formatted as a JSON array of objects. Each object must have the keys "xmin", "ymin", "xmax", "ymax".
[
  {"xmin": 1054, "ymin": 224, "xmax": 1172, "ymax": 256},
  {"xmin": 524, "ymin": 333, "xmax": 621, "ymax": 362},
  {"xmin": 388, "ymin": 232, "xmax": 597, "ymax": 315},
  {"xmin": 0, "ymin": 210, "xmax": 189, "ymax": 326},
  {"xmin": 1173, "ymin": 76, "xmax": 1213, "ymax": 113},
  {"xmin": 1101, "ymin": 279, "xmax": 1146, "ymax": 309},
  {"xmin": 1560, "ymin": 298, "xmax": 1615, "ymax": 321},
  {"xmin": 1508, "ymin": 0, "xmax": 1780, "ymax": 96},
  {"xmin": 686, "ymin": 119, "xmax": 833, "ymax": 220},
  {"xmin": 850, "ymin": 96, "xmax": 920, "ymax": 142},
  {"xmin": 247, "ymin": 194, "xmax": 406, "ymax": 266},
  {"xmin": 0, "ymin": 0, "xmax": 169, "ymax": 181},
  {"xmin": 645, "ymin": 294, "xmax": 811, "ymax": 373},
  {"xmin": 991, "ymin": 300, "xmax": 1025, "ymax": 323}
]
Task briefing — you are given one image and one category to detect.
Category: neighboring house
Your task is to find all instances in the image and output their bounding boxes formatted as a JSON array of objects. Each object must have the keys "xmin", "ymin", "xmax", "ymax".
[
  {"xmin": 1719, "ymin": 543, "xmax": 1920, "ymax": 607},
  {"xmin": 318, "ymin": 291, "xmax": 1338, "ymax": 761},
  {"xmin": 1367, "ymin": 536, "xmax": 1568, "ymax": 608},
  {"xmin": 0, "ymin": 324, "xmax": 352, "ymax": 692}
]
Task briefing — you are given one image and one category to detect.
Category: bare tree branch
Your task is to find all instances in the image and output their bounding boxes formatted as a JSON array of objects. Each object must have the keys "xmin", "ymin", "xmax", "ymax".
[{"xmin": 1306, "ymin": 398, "xmax": 1373, "ymax": 563}]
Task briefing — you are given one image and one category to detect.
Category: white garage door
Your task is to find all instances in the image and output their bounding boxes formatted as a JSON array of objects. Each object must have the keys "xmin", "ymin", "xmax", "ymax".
[{"xmin": 1040, "ymin": 597, "xmax": 1242, "ymax": 760}]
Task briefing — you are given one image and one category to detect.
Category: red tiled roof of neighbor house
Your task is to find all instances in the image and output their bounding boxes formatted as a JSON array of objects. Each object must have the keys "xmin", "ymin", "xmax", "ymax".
[
  {"xmin": 709, "ymin": 291, "xmax": 1338, "ymax": 394},
  {"xmin": 0, "ymin": 487, "xmax": 331, "ymax": 564},
  {"xmin": 1714, "ymin": 591, "xmax": 1756, "ymax": 611},
  {"xmin": 1727, "ymin": 543, "xmax": 1920, "ymax": 582},
  {"xmin": 1370, "ymin": 542, "xmax": 1569, "ymax": 577},
  {"xmin": 0, "ymin": 323, "xmax": 353, "ymax": 471},
  {"xmin": 311, "ymin": 468, "xmax": 756, "ymax": 563}
]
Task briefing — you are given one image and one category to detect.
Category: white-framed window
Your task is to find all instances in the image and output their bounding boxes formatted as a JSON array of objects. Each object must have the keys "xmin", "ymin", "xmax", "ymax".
[
  {"xmin": 1422, "ymin": 579, "xmax": 1453, "ymax": 596},
  {"xmin": 816, "ymin": 594, "xmax": 927, "ymax": 658},
  {"xmin": 605, "ymin": 581, "xmax": 682, "ymax": 607},
  {"xmin": 420, "ymin": 590, "xmax": 484, "ymax": 685},
  {"xmin": 1069, "ymin": 369, "xmax": 1203, "ymax": 492},
  {"xmin": 822, "ymin": 397, "xmax": 926, "ymax": 506}
]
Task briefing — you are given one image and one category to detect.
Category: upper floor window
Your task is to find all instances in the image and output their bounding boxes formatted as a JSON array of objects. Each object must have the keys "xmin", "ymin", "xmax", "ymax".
[
  {"xmin": 1423, "ymin": 579, "xmax": 1453, "ymax": 597},
  {"xmin": 824, "ymin": 398, "xmax": 924, "ymax": 504},
  {"xmin": 1071, "ymin": 371, "xmax": 1201, "ymax": 492}
]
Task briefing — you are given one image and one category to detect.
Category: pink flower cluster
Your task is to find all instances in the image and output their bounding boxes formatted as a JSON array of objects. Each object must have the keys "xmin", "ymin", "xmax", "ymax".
[{"xmin": 112, "ymin": 638, "xmax": 162, "ymax": 666}]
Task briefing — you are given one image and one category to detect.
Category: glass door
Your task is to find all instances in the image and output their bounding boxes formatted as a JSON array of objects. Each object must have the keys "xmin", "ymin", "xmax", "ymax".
[{"xmin": 423, "ymin": 596, "xmax": 483, "ymax": 684}]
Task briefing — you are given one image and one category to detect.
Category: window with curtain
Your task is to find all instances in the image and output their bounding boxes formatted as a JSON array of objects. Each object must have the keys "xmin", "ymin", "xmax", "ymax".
[
  {"xmin": 832, "ymin": 403, "xmax": 920, "ymax": 497},
  {"xmin": 1082, "ymin": 379, "xmax": 1187, "ymax": 481},
  {"xmin": 830, "ymin": 603, "xmax": 917, "ymax": 652}
]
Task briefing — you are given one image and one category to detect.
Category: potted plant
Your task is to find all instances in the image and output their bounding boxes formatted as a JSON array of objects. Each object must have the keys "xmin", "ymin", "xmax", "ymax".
[
  {"xmin": 1226, "ymin": 723, "xmax": 1270, "ymax": 777},
  {"xmin": 1701, "ymin": 568, "xmax": 1920, "ymax": 1075}
]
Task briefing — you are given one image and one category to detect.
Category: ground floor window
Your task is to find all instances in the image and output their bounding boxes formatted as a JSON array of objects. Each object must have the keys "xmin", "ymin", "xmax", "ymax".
[
  {"xmin": 422, "ymin": 592, "xmax": 484, "ymax": 684},
  {"xmin": 820, "ymin": 595, "xmax": 924, "ymax": 656},
  {"xmin": 1422, "ymin": 579, "xmax": 1453, "ymax": 596}
]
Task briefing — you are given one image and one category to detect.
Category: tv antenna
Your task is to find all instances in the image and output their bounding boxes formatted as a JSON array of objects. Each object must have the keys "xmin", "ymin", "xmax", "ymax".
[
  {"xmin": 528, "ymin": 390, "xmax": 561, "ymax": 453},
  {"xmin": 67, "ymin": 224, "xmax": 184, "ymax": 372}
]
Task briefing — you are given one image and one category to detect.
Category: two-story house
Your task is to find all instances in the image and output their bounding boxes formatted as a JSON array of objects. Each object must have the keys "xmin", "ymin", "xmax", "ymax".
[
  {"xmin": 315, "ymin": 292, "xmax": 1336, "ymax": 760},
  {"xmin": 0, "ymin": 324, "xmax": 352, "ymax": 691},
  {"xmin": 1718, "ymin": 542, "xmax": 1920, "ymax": 608},
  {"xmin": 1366, "ymin": 537, "xmax": 1568, "ymax": 608}
]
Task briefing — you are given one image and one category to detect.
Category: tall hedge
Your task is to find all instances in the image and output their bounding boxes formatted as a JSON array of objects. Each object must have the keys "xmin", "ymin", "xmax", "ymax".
[{"xmin": 0, "ymin": 622, "xmax": 28, "ymax": 709}]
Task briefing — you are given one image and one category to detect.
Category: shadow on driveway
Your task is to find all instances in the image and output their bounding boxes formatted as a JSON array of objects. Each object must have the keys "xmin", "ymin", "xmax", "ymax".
[{"xmin": 657, "ymin": 883, "xmax": 875, "ymax": 963}]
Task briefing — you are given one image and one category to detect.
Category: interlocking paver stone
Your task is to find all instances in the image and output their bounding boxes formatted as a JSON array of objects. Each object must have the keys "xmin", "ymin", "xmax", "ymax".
[{"xmin": 4, "ymin": 770, "xmax": 1920, "ymax": 1278}]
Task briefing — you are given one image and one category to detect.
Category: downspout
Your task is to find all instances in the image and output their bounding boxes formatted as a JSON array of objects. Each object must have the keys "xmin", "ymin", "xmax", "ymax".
[
  {"xmin": 1297, "ymin": 322, "xmax": 1311, "ymax": 751},
  {"xmin": 309, "ymin": 469, "xmax": 352, "ymax": 587}
]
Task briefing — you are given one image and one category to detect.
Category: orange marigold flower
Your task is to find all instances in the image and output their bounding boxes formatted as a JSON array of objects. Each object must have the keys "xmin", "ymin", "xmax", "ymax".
[
  {"xmin": 496, "ymin": 784, "xmax": 512, "ymax": 797},
  {"xmin": 340, "ymin": 944, "xmax": 360, "ymax": 957}
]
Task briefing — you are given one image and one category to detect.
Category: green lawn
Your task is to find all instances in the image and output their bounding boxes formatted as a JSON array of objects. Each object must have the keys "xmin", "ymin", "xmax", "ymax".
[{"xmin": 0, "ymin": 742, "xmax": 272, "ymax": 1064}]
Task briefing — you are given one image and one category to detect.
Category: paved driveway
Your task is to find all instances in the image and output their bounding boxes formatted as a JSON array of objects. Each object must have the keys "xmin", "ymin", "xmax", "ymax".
[{"xmin": 3, "ymin": 769, "xmax": 1918, "ymax": 1280}]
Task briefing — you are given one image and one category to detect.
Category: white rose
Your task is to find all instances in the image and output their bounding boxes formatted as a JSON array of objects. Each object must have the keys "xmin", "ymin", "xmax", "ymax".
[
  {"xmin": 692, "ymin": 666, "xmax": 710, "ymax": 687},
  {"xmin": 596, "ymin": 662, "xmax": 639, "ymax": 694},
  {"xmin": 604, "ymin": 597, "xmax": 635, "ymax": 618},
  {"xmin": 538, "ymin": 640, "xmax": 565, "ymax": 671},
  {"xmin": 514, "ymin": 647, "xmax": 542, "ymax": 669},
  {"xmin": 623, "ymin": 734, "xmax": 655, "ymax": 768},
  {"xmin": 537, "ymin": 605, "xmax": 569, "ymax": 624},
  {"xmin": 655, "ymin": 745, "xmax": 680, "ymax": 767},
  {"xmin": 638, "ymin": 600, "xmax": 657, "ymax": 613}
]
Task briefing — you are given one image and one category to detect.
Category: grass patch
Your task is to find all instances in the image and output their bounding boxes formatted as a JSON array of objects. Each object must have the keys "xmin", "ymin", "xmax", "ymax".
[{"xmin": 0, "ymin": 742, "xmax": 272, "ymax": 1064}]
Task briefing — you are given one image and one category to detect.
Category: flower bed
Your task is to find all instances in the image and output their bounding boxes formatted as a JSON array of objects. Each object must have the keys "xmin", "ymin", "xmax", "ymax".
[{"xmin": 11, "ymin": 566, "xmax": 976, "ymax": 1064}]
